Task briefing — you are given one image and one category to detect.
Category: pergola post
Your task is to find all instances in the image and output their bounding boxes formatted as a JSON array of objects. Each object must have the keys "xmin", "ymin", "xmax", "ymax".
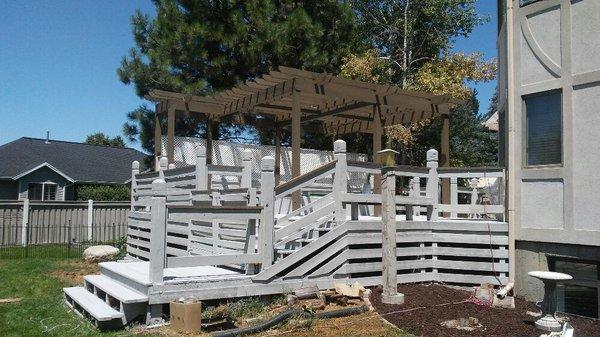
[
  {"xmin": 439, "ymin": 104, "xmax": 451, "ymax": 206},
  {"xmin": 291, "ymin": 90, "xmax": 301, "ymax": 210},
  {"xmin": 154, "ymin": 103, "xmax": 162, "ymax": 171},
  {"xmin": 274, "ymin": 126, "xmax": 281, "ymax": 186},
  {"xmin": 206, "ymin": 116, "xmax": 214, "ymax": 189},
  {"xmin": 373, "ymin": 105, "xmax": 383, "ymax": 216},
  {"xmin": 167, "ymin": 106, "xmax": 175, "ymax": 164}
]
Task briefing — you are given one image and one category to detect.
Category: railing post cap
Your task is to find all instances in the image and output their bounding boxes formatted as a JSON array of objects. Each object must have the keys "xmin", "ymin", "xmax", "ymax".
[
  {"xmin": 132, "ymin": 161, "xmax": 140, "ymax": 170},
  {"xmin": 152, "ymin": 178, "xmax": 166, "ymax": 185},
  {"xmin": 470, "ymin": 178, "xmax": 479, "ymax": 188},
  {"xmin": 241, "ymin": 149, "xmax": 253, "ymax": 161},
  {"xmin": 159, "ymin": 156, "xmax": 168, "ymax": 167},
  {"xmin": 168, "ymin": 163, "xmax": 176, "ymax": 170},
  {"xmin": 261, "ymin": 156, "xmax": 275, "ymax": 171},
  {"xmin": 194, "ymin": 143, "xmax": 206, "ymax": 156},
  {"xmin": 333, "ymin": 139, "xmax": 346, "ymax": 153},
  {"xmin": 426, "ymin": 149, "xmax": 438, "ymax": 162}
]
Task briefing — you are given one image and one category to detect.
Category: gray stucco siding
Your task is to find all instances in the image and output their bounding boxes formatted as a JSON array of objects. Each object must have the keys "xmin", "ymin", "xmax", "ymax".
[{"xmin": 16, "ymin": 166, "xmax": 71, "ymax": 201}]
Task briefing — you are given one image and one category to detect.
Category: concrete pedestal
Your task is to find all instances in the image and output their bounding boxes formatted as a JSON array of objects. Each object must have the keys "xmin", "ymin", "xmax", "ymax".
[
  {"xmin": 382, "ymin": 292, "xmax": 405, "ymax": 305},
  {"xmin": 528, "ymin": 271, "xmax": 572, "ymax": 333}
]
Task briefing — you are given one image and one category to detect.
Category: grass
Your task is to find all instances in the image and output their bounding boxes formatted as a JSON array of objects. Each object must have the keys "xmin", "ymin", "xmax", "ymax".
[
  {"xmin": 0, "ymin": 257, "xmax": 159, "ymax": 337},
  {"xmin": 0, "ymin": 256, "xmax": 411, "ymax": 337}
]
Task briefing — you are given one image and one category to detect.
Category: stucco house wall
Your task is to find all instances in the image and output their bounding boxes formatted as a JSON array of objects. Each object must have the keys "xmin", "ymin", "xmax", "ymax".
[{"xmin": 500, "ymin": 0, "xmax": 600, "ymax": 312}]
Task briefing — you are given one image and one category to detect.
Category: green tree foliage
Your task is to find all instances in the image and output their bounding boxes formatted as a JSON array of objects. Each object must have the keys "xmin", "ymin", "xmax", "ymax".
[
  {"xmin": 119, "ymin": 0, "xmax": 361, "ymax": 153},
  {"xmin": 75, "ymin": 184, "xmax": 130, "ymax": 201},
  {"xmin": 350, "ymin": 0, "xmax": 486, "ymax": 87},
  {"xmin": 85, "ymin": 132, "xmax": 126, "ymax": 147}
]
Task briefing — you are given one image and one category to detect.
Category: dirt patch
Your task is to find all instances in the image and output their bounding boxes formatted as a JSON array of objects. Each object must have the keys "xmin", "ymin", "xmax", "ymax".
[
  {"xmin": 50, "ymin": 260, "xmax": 100, "ymax": 285},
  {"xmin": 370, "ymin": 283, "xmax": 600, "ymax": 337}
]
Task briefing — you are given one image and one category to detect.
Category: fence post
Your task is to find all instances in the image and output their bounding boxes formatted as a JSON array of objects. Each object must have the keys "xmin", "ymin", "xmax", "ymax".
[
  {"xmin": 21, "ymin": 198, "xmax": 29, "ymax": 247},
  {"xmin": 158, "ymin": 156, "xmax": 168, "ymax": 181},
  {"xmin": 241, "ymin": 149, "xmax": 253, "ymax": 189},
  {"xmin": 131, "ymin": 161, "xmax": 140, "ymax": 211},
  {"xmin": 259, "ymin": 156, "xmax": 275, "ymax": 270},
  {"xmin": 332, "ymin": 140, "xmax": 347, "ymax": 223},
  {"xmin": 379, "ymin": 149, "xmax": 404, "ymax": 305},
  {"xmin": 149, "ymin": 179, "xmax": 167, "ymax": 285},
  {"xmin": 450, "ymin": 176, "xmax": 458, "ymax": 218},
  {"xmin": 426, "ymin": 149, "xmax": 439, "ymax": 221},
  {"xmin": 410, "ymin": 177, "xmax": 420, "ymax": 217},
  {"xmin": 195, "ymin": 144, "xmax": 208, "ymax": 190},
  {"xmin": 87, "ymin": 199, "xmax": 94, "ymax": 241},
  {"xmin": 469, "ymin": 178, "xmax": 479, "ymax": 219}
]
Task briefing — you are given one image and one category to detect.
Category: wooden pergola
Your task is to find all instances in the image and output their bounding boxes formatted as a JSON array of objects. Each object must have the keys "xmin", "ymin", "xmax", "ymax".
[{"xmin": 147, "ymin": 66, "xmax": 459, "ymax": 209}]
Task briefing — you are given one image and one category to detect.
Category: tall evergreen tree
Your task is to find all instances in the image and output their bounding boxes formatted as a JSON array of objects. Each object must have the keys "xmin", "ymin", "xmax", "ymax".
[{"xmin": 119, "ymin": 0, "xmax": 361, "ymax": 153}]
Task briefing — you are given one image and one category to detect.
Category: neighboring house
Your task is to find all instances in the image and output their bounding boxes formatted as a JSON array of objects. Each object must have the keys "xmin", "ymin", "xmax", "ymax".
[
  {"xmin": 0, "ymin": 137, "xmax": 147, "ymax": 201},
  {"xmin": 482, "ymin": 110, "xmax": 499, "ymax": 131},
  {"xmin": 499, "ymin": 0, "xmax": 600, "ymax": 318}
]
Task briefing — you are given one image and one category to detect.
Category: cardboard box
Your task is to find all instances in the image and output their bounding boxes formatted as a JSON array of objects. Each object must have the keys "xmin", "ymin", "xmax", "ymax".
[{"xmin": 170, "ymin": 300, "xmax": 202, "ymax": 332}]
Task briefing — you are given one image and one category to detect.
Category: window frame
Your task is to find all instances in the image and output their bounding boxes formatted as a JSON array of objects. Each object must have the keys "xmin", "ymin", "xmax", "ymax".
[
  {"xmin": 27, "ymin": 182, "xmax": 59, "ymax": 201},
  {"xmin": 522, "ymin": 90, "xmax": 563, "ymax": 168},
  {"xmin": 548, "ymin": 256, "xmax": 600, "ymax": 319}
]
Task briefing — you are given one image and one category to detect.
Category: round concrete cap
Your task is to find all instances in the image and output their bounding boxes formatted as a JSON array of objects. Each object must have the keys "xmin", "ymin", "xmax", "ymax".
[
  {"xmin": 426, "ymin": 149, "xmax": 438, "ymax": 161},
  {"xmin": 333, "ymin": 139, "xmax": 346, "ymax": 153},
  {"xmin": 241, "ymin": 149, "xmax": 253, "ymax": 161},
  {"xmin": 261, "ymin": 156, "xmax": 275, "ymax": 171},
  {"xmin": 528, "ymin": 271, "xmax": 573, "ymax": 281},
  {"xmin": 132, "ymin": 161, "xmax": 140, "ymax": 170}
]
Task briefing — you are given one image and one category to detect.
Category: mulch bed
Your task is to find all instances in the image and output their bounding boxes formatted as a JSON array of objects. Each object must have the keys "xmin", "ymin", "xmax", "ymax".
[{"xmin": 370, "ymin": 283, "xmax": 600, "ymax": 337}]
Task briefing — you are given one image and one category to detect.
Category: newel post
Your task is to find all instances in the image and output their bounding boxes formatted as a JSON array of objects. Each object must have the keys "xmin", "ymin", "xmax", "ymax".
[
  {"xmin": 241, "ymin": 149, "xmax": 253, "ymax": 189},
  {"xmin": 194, "ymin": 144, "xmax": 208, "ymax": 190},
  {"xmin": 426, "ymin": 149, "xmax": 439, "ymax": 221},
  {"xmin": 149, "ymin": 179, "xmax": 167, "ymax": 285},
  {"xmin": 158, "ymin": 156, "xmax": 168, "ymax": 181},
  {"xmin": 131, "ymin": 161, "xmax": 139, "ymax": 211},
  {"xmin": 379, "ymin": 149, "xmax": 404, "ymax": 305},
  {"xmin": 332, "ymin": 140, "xmax": 348, "ymax": 223},
  {"xmin": 259, "ymin": 156, "xmax": 275, "ymax": 269}
]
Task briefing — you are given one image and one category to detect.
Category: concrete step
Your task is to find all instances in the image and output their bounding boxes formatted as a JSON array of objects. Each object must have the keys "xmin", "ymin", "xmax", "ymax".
[
  {"xmin": 63, "ymin": 286, "xmax": 124, "ymax": 328},
  {"xmin": 84, "ymin": 275, "xmax": 148, "ymax": 304}
]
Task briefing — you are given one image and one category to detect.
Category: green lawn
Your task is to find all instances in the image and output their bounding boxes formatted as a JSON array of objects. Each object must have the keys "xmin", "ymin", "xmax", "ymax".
[{"xmin": 0, "ymin": 257, "xmax": 158, "ymax": 337}]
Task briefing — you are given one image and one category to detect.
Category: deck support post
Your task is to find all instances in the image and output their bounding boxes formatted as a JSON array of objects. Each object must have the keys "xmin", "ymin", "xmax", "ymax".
[
  {"xmin": 373, "ymin": 105, "xmax": 383, "ymax": 216},
  {"xmin": 274, "ymin": 127, "xmax": 281, "ymax": 186},
  {"xmin": 291, "ymin": 90, "xmax": 301, "ymax": 210},
  {"xmin": 194, "ymin": 144, "xmax": 208, "ymax": 190},
  {"xmin": 131, "ymin": 161, "xmax": 139, "ymax": 211},
  {"xmin": 380, "ymin": 149, "xmax": 404, "ymax": 305},
  {"xmin": 241, "ymin": 149, "xmax": 252, "ymax": 189},
  {"xmin": 206, "ymin": 117, "xmax": 214, "ymax": 189},
  {"xmin": 259, "ymin": 156, "xmax": 276, "ymax": 269},
  {"xmin": 154, "ymin": 103, "xmax": 162, "ymax": 171},
  {"xmin": 450, "ymin": 177, "xmax": 458, "ymax": 218},
  {"xmin": 439, "ymin": 107, "xmax": 450, "ymax": 214},
  {"xmin": 167, "ymin": 107, "xmax": 175, "ymax": 164},
  {"xmin": 146, "ymin": 304, "xmax": 165, "ymax": 326},
  {"xmin": 332, "ymin": 140, "xmax": 347, "ymax": 223},
  {"xmin": 426, "ymin": 149, "xmax": 439, "ymax": 221},
  {"xmin": 149, "ymin": 179, "xmax": 167, "ymax": 285}
]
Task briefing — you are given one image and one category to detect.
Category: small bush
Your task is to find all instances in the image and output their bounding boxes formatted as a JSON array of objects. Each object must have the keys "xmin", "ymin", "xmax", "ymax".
[
  {"xmin": 228, "ymin": 297, "xmax": 265, "ymax": 319},
  {"xmin": 75, "ymin": 184, "xmax": 130, "ymax": 201}
]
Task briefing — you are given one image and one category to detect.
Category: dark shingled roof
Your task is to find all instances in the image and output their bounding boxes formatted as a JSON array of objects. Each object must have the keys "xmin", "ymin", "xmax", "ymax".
[{"xmin": 0, "ymin": 137, "xmax": 148, "ymax": 184}]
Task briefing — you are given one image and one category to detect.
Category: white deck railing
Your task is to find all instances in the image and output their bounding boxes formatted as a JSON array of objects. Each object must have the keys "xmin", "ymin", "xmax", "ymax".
[{"xmin": 127, "ymin": 139, "xmax": 508, "ymax": 287}]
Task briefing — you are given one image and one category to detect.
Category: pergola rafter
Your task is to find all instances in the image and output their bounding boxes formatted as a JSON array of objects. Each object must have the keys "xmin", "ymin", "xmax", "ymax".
[{"xmin": 146, "ymin": 66, "xmax": 460, "ymax": 210}]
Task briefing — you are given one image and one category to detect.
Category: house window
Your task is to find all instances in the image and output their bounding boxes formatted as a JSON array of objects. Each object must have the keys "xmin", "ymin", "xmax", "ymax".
[
  {"xmin": 524, "ymin": 91, "xmax": 562, "ymax": 166},
  {"xmin": 550, "ymin": 257, "xmax": 599, "ymax": 319},
  {"xmin": 27, "ymin": 183, "xmax": 58, "ymax": 201},
  {"xmin": 520, "ymin": 0, "xmax": 541, "ymax": 6}
]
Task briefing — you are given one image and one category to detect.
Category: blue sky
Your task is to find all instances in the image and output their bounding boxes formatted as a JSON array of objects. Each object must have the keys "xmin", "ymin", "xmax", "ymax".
[{"xmin": 0, "ymin": 0, "xmax": 497, "ymax": 152}]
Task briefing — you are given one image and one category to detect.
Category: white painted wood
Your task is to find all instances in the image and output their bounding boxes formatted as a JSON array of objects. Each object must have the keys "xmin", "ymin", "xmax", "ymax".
[
  {"xmin": 21, "ymin": 198, "xmax": 29, "ymax": 246},
  {"xmin": 332, "ymin": 140, "xmax": 347, "ymax": 222},
  {"xmin": 450, "ymin": 177, "xmax": 458, "ymax": 218},
  {"xmin": 84, "ymin": 275, "xmax": 148, "ymax": 303},
  {"xmin": 259, "ymin": 156, "xmax": 276, "ymax": 269},
  {"xmin": 63, "ymin": 287, "xmax": 124, "ymax": 321},
  {"xmin": 380, "ymin": 167, "xmax": 399, "ymax": 301},
  {"xmin": 131, "ymin": 161, "xmax": 139, "ymax": 211},
  {"xmin": 241, "ymin": 149, "xmax": 252, "ymax": 189},
  {"xmin": 87, "ymin": 199, "xmax": 93, "ymax": 241},
  {"xmin": 426, "ymin": 149, "xmax": 439, "ymax": 221},
  {"xmin": 167, "ymin": 253, "xmax": 261, "ymax": 268},
  {"xmin": 149, "ymin": 180, "xmax": 167, "ymax": 285}
]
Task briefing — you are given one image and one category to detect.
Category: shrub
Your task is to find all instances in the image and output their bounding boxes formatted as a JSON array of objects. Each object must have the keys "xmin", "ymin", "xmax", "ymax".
[{"xmin": 75, "ymin": 184, "xmax": 130, "ymax": 201}]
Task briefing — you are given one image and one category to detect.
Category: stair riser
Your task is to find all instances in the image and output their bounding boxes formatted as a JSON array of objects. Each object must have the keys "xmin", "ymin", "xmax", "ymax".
[{"xmin": 99, "ymin": 267, "xmax": 149, "ymax": 294}]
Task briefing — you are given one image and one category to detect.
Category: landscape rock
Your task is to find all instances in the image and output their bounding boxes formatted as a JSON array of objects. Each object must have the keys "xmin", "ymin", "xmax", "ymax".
[{"xmin": 83, "ymin": 245, "xmax": 120, "ymax": 263}]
